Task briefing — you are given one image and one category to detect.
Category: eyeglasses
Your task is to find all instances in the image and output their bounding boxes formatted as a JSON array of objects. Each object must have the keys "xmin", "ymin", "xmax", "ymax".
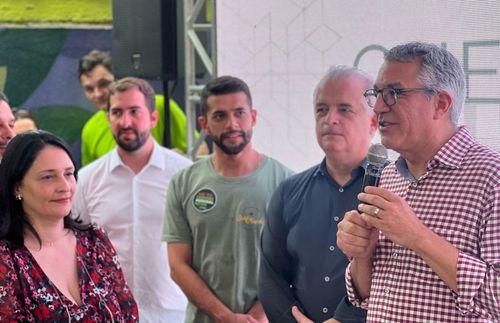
[{"xmin": 364, "ymin": 87, "xmax": 436, "ymax": 108}]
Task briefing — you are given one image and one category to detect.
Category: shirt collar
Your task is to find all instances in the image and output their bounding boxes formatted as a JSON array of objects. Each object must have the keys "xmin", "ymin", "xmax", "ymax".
[
  {"xmin": 394, "ymin": 157, "xmax": 415, "ymax": 180},
  {"xmin": 395, "ymin": 126, "xmax": 475, "ymax": 179},
  {"xmin": 314, "ymin": 157, "xmax": 367, "ymax": 179},
  {"xmin": 109, "ymin": 141, "xmax": 165, "ymax": 173},
  {"xmin": 431, "ymin": 126, "xmax": 475, "ymax": 169}
]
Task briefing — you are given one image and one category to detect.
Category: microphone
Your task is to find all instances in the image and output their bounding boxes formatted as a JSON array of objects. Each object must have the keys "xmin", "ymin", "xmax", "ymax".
[{"xmin": 362, "ymin": 144, "xmax": 389, "ymax": 190}]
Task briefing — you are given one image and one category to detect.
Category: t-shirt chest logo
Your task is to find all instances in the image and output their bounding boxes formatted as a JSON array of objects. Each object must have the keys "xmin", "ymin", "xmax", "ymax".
[{"xmin": 192, "ymin": 188, "xmax": 217, "ymax": 212}]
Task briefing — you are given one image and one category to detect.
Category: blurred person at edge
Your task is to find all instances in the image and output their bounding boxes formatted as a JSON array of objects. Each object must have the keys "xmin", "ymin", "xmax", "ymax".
[
  {"xmin": 13, "ymin": 108, "xmax": 38, "ymax": 134},
  {"xmin": 0, "ymin": 91, "xmax": 16, "ymax": 160},
  {"xmin": 259, "ymin": 65, "xmax": 374, "ymax": 323},
  {"xmin": 73, "ymin": 77, "xmax": 192, "ymax": 322},
  {"xmin": 0, "ymin": 130, "xmax": 138, "ymax": 321}
]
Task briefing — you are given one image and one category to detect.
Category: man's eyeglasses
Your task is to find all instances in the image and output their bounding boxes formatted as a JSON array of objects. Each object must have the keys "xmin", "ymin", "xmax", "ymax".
[{"xmin": 364, "ymin": 87, "xmax": 436, "ymax": 108}]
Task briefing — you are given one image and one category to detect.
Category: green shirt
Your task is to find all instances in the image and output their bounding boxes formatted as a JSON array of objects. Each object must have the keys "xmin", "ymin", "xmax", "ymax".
[
  {"xmin": 81, "ymin": 96, "xmax": 189, "ymax": 166},
  {"xmin": 163, "ymin": 156, "xmax": 293, "ymax": 323}
]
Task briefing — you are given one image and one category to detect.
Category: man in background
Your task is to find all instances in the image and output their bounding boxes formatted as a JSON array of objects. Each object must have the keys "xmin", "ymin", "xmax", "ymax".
[
  {"xmin": 259, "ymin": 66, "xmax": 373, "ymax": 322},
  {"xmin": 164, "ymin": 76, "xmax": 292, "ymax": 323},
  {"xmin": 13, "ymin": 108, "xmax": 38, "ymax": 134},
  {"xmin": 73, "ymin": 77, "xmax": 192, "ymax": 321},
  {"xmin": 0, "ymin": 92, "xmax": 16, "ymax": 159},
  {"xmin": 77, "ymin": 49, "xmax": 192, "ymax": 166}
]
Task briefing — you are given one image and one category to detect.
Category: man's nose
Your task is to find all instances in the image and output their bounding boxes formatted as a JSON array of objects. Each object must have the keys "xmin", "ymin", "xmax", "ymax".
[
  {"xmin": 5, "ymin": 125, "xmax": 15, "ymax": 139},
  {"xmin": 93, "ymin": 87, "xmax": 105, "ymax": 98},
  {"xmin": 226, "ymin": 114, "xmax": 239, "ymax": 129},
  {"xmin": 325, "ymin": 109, "xmax": 339, "ymax": 125},
  {"xmin": 119, "ymin": 112, "xmax": 132, "ymax": 127},
  {"xmin": 373, "ymin": 95, "xmax": 391, "ymax": 114}
]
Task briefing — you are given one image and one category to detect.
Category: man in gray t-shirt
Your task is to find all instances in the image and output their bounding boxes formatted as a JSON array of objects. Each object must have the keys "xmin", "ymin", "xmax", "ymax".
[{"xmin": 163, "ymin": 76, "xmax": 292, "ymax": 323}]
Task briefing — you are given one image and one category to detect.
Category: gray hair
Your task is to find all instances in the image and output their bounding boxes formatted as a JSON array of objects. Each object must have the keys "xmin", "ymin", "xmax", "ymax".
[
  {"xmin": 385, "ymin": 42, "xmax": 465, "ymax": 127},
  {"xmin": 313, "ymin": 65, "xmax": 374, "ymax": 108},
  {"xmin": 0, "ymin": 91, "xmax": 9, "ymax": 104}
]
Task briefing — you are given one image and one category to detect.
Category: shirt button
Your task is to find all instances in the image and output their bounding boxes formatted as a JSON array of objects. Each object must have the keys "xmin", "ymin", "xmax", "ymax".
[
  {"xmin": 322, "ymin": 307, "xmax": 328, "ymax": 313},
  {"xmin": 329, "ymin": 245, "xmax": 335, "ymax": 251},
  {"xmin": 324, "ymin": 276, "xmax": 330, "ymax": 282},
  {"xmin": 392, "ymin": 252, "xmax": 398, "ymax": 258},
  {"xmin": 411, "ymin": 182, "xmax": 418, "ymax": 187},
  {"xmin": 384, "ymin": 287, "xmax": 390, "ymax": 294},
  {"xmin": 339, "ymin": 187, "xmax": 344, "ymax": 192},
  {"xmin": 333, "ymin": 216, "xmax": 339, "ymax": 222}
]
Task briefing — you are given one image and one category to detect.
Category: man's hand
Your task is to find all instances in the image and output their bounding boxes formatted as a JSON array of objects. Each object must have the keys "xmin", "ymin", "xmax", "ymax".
[
  {"xmin": 291, "ymin": 306, "xmax": 313, "ymax": 323},
  {"xmin": 358, "ymin": 186, "xmax": 460, "ymax": 292},
  {"xmin": 337, "ymin": 208, "xmax": 379, "ymax": 299},
  {"xmin": 246, "ymin": 301, "xmax": 268, "ymax": 323},
  {"xmin": 291, "ymin": 306, "xmax": 339, "ymax": 323},
  {"xmin": 357, "ymin": 186, "xmax": 427, "ymax": 250},
  {"xmin": 337, "ymin": 210, "xmax": 379, "ymax": 259},
  {"xmin": 216, "ymin": 312, "xmax": 259, "ymax": 323}
]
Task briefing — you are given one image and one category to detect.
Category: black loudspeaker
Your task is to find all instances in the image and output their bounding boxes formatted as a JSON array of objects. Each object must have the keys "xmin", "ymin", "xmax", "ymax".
[{"xmin": 112, "ymin": 0, "xmax": 178, "ymax": 80}]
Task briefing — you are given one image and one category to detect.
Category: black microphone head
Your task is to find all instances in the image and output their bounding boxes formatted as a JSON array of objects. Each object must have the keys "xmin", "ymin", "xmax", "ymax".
[{"xmin": 367, "ymin": 143, "xmax": 389, "ymax": 167}]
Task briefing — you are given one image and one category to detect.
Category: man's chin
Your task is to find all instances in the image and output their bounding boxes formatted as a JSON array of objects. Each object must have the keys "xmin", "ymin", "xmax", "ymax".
[
  {"xmin": 119, "ymin": 133, "xmax": 137, "ymax": 141},
  {"xmin": 224, "ymin": 145, "xmax": 249, "ymax": 155},
  {"xmin": 320, "ymin": 142, "xmax": 348, "ymax": 154},
  {"xmin": 117, "ymin": 141, "xmax": 140, "ymax": 152},
  {"xmin": 94, "ymin": 103, "xmax": 108, "ymax": 111}
]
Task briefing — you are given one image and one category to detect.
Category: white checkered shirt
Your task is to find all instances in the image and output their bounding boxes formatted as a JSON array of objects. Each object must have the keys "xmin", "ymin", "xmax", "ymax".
[{"xmin": 346, "ymin": 127, "xmax": 500, "ymax": 322}]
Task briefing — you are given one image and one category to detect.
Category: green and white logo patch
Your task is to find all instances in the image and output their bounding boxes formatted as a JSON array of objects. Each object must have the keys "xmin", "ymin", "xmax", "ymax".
[{"xmin": 192, "ymin": 188, "xmax": 217, "ymax": 212}]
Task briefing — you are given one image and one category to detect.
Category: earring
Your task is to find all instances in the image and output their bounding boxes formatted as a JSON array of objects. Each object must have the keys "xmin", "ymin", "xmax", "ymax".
[{"xmin": 15, "ymin": 194, "xmax": 22, "ymax": 201}]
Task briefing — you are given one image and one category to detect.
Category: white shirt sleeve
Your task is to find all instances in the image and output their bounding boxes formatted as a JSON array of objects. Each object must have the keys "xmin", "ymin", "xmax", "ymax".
[{"xmin": 72, "ymin": 171, "xmax": 92, "ymax": 224}]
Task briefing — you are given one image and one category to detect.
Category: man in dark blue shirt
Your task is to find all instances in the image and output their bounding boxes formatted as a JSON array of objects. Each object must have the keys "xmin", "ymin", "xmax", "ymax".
[{"xmin": 259, "ymin": 65, "xmax": 377, "ymax": 322}]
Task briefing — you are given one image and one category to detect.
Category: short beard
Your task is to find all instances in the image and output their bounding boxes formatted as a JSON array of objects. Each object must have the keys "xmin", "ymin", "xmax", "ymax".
[
  {"xmin": 211, "ymin": 130, "xmax": 252, "ymax": 155},
  {"xmin": 114, "ymin": 128, "xmax": 150, "ymax": 152}
]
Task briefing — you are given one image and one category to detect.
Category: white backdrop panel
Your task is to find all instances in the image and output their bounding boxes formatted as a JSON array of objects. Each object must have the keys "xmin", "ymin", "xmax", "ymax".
[{"xmin": 217, "ymin": 0, "xmax": 500, "ymax": 171}]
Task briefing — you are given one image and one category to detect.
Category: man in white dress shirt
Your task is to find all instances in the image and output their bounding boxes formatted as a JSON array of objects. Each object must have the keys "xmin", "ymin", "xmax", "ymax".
[{"xmin": 73, "ymin": 77, "xmax": 192, "ymax": 322}]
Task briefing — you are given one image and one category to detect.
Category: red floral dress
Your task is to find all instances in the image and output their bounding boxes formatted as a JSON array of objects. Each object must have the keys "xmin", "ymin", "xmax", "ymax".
[{"xmin": 0, "ymin": 226, "xmax": 138, "ymax": 322}]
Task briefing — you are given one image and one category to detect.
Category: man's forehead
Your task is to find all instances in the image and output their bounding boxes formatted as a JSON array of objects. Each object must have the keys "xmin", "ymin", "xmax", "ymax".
[
  {"xmin": 208, "ymin": 91, "xmax": 249, "ymax": 101},
  {"xmin": 207, "ymin": 92, "xmax": 251, "ymax": 110},
  {"xmin": 109, "ymin": 89, "xmax": 147, "ymax": 108},
  {"xmin": 81, "ymin": 64, "xmax": 114, "ymax": 83},
  {"xmin": 0, "ymin": 101, "xmax": 14, "ymax": 119},
  {"xmin": 375, "ymin": 61, "xmax": 419, "ymax": 86}
]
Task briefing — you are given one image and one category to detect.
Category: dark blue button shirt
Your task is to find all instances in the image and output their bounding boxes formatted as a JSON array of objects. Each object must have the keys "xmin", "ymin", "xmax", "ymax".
[{"xmin": 259, "ymin": 159, "xmax": 367, "ymax": 322}]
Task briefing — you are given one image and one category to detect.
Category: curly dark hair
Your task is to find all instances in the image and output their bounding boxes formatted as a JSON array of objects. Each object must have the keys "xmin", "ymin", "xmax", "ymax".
[{"xmin": 78, "ymin": 49, "xmax": 113, "ymax": 79}]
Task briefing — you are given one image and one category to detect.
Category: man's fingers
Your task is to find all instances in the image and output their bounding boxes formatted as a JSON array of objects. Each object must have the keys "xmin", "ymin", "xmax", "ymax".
[
  {"xmin": 339, "ymin": 213, "xmax": 374, "ymax": 239},
  {"xmin": 358, "ymin": 203, "xmax": 382, "ymax": 218},
  {"xmin": 357, "ymin": 192, "xmax": 390, "ymax": 210},
  {"xmin": 363, "ymin": 186, "xmax": 397, "ymax": 201},
  {"xmin": 361, "ymin": 212, "xmax": 384, "ymax": 229},
  {"xmin": 337, "ymin": 229, "xmax": 374, "ymax": 248},
  {"xmin": 246, "ymin": 316, "xmax": 259, "ymax": 323},
  {"xmin": 343, "ymin": 210, "xmax": 370, "ymax": 227},
  {"xmin": 291, "ymin": 306, "xmax": 313, "ymax": 323}
]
